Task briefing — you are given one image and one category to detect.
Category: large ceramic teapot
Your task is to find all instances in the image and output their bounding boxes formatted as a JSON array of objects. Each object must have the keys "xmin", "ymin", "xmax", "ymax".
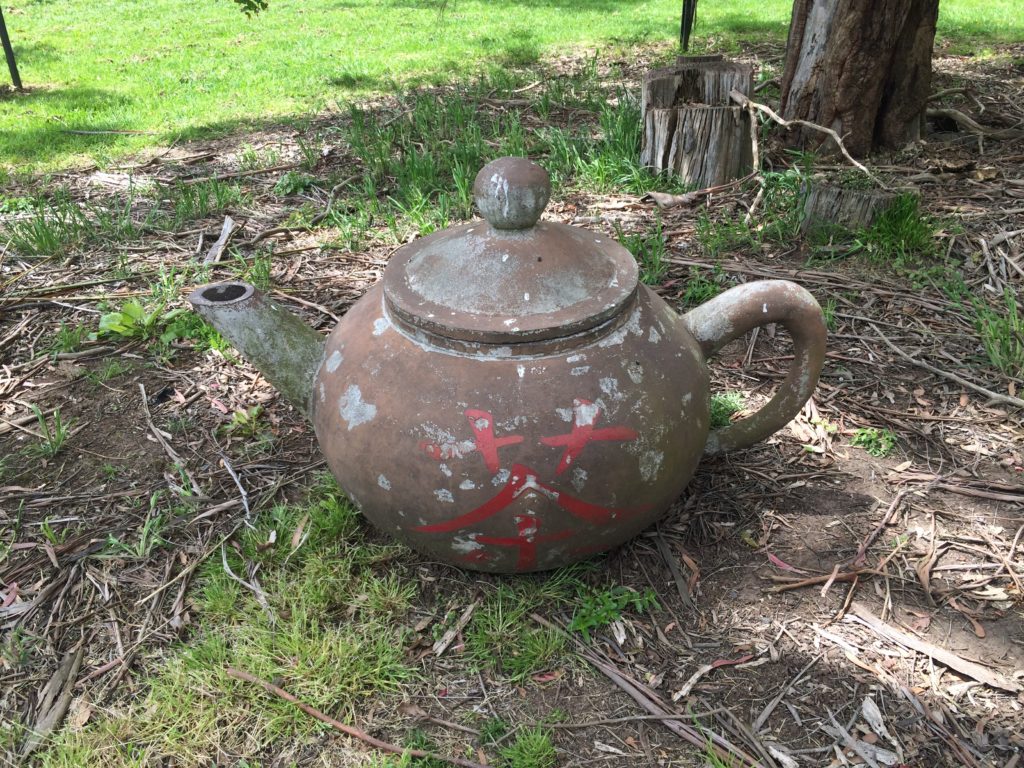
[{"xmin": 189, "ymin": 158, "xmax": 826, "ymax": 572}]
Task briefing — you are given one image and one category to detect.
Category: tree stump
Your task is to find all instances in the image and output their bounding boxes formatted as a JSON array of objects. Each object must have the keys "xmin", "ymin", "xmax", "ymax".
[
  {"xmin": 643, "ymin": 106, "xmax": 753, "ymax": 190},
  {"xmin": 800, "ymin": 184, "xmax": 898, "ymax": 235},
  {"xmin": 642, "ymin": 60, "xmax": 753, "ymax": 114},
  {"xmin": 641, "ymin": 60, "xmax": 754, "ymax": 188}
]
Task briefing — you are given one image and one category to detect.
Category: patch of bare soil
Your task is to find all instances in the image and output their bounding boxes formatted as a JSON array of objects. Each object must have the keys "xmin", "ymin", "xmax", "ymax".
[{"xmin": 2, "ymin": 45, "xmax": 1023, "ymax": 767}]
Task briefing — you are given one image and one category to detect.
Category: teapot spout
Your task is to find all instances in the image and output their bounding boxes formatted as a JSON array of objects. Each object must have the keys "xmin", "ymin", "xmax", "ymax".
[{"xmin": 188, "ymin": 282, "xmax": 325, "ymax": 418}]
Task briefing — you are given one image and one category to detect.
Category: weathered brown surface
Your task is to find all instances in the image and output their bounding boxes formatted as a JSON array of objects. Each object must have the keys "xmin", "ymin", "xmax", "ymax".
[
  {"xmin": 800, "ymin": 183, "xmax": 899, "ymax": 234},
  {"xmin": 641, "ymin": 60, "xmax": 754, "ymax": 188},
  {"xmin": 642, "ymin": 105, "xmax": 753, "ymax": 188},
  {"xmin": 220, "ymin": 159, "xmax": 824, "ymax": 573},
  {"xmin": 779, "ymin": 0, "xmax": 940, "ymax": 156},
  {"xmin": 314, "ymin": 282, "xmax": 710, "ymax": 573},
  {"xmin": 641, "ymin": 60, "xmax": 753, "ymax": 114}
]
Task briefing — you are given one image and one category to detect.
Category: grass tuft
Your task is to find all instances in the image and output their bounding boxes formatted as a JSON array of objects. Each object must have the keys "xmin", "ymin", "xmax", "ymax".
[
  {"xmin": 851, "ymin": 427, "xmax": 898, "ymax": 458},
  {"xmin": 41, "ymin": 476, "xmax": 418, "ymax": 765},
  {"xmin": 709, "ymin": 392, "xmax": 745, "ymax": 430},
  {"xmin": 973, "ymin": 287, "xmax": 1024, "ymax": 379}
]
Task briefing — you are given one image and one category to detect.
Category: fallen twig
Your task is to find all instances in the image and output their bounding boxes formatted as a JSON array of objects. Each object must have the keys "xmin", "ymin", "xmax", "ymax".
[
  {"xmin": 225, "ymin": 666, "xmax": 489, "ymax": 768},
  {"xmin": 138, "ymin": 383, "xmax": 203, "ymax": 496},
  {"xmin": 729, "ymin": 89, "xmax": 881, "ymax": 187},
  {"xmin": 926, "ymin": 107, "xmax": 1024, "ymax": 140},
  {"xmin": 432, "ymin": 598, "xmax": 480, "ymax": 657},
  {"xmin": 530, "ymin": 613, "xmax": 766, "ymax": 767},
  {"xmin": 866, "ymin": 321, "xmax": 1024, "ymax": 409},
  {"xmin": 645, "ymin": 172, "xmax": 757, "ymax": 210}
]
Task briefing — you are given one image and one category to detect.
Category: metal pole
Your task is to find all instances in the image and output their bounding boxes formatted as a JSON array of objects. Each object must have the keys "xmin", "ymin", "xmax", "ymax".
[{"xmin": 0, "ymin": 4, "xmax": 22, "ymax": 90}]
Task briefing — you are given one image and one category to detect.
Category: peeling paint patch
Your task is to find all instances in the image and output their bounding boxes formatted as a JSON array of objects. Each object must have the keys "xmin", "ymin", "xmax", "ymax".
[
  {"xmin": 325, "ymin": 350, "xmax": 343, "ymax": 373},
  {"xmin": 597, "ymin": 306, "xmax": 643, "ymax": 348},
  {"xmin": 575, "ymin": 400, "xmax": 601, "ymax": 427},
  {"xmin": 566, "ymin": 353, "xmax": 586, "ymax": 364},
  {"xmin": 373, "ymin": 317, "xmax": 389, "ymax": 336},
  {"xmin": 338, "ymin": 385, "xmax": 377, "ymax": 430},
  {"xmin": 599, "ymin": 377, "xmax": 624, "ymax": 401},
  {"xmin": 571, "ymin": 466, "xmax": 588, "ymax": 493},
  {"xmin": 378, "ymin": 474, "xmax": 391, "ymax": 490},
  {"xmin": 556, "ymin": 407, "xmax": 573, "ymax": 422},
  {"xmin": 452, "ymin": 534, "xmax": 483, "ymax": 553},
  {"xmin": 459, "ymin": 479, "xmax": 476, "ymax": 490},
  {"xmin": 439, "ymin": 463, "xmax": 453, "ymax": 477},
  {"xmin": 571, "ymin": 366, "xmax": 590, "ymax": 376},
  {"xmin": 639, "ymin": 450, "xmax": 664, "ymax": 482},
  {"xmin": 319, "ymin": 382, "xmax": 326, "ymax": 402},
  {"xmin": 626, "ymin": 362, "xmax": 643, "ymax": 384},
  {"xmin": 648, "ymin": 326, "xmax": 661, "ymax": 344},
  {"xmin": 517, "ymin": 364, "xmax": 526, "ymax": 378},
  {"xmin": 434, "ymin": 488, "xmax": 454, "ymax": 503},
  {"xmin": 492, "ymin": 467, "xmax": 511, "ymax": 486}
]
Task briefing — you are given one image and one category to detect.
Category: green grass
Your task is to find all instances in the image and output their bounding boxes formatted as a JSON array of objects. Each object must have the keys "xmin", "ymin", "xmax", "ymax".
[
  {"xmin": 40, "ymin": 476, "xmax": 419, "ymax": 766},
  {"xmin": 851, "ymin": 427, "xmax": 898, "ymax": 458},
  {"xmin": 973, "ymin": 287, "xmax": 1024, "ymax": 379},
  {"xmin": 1, "ymin": 0, "xmax": 1014, "ymax": 170},
  {"xmin": 616, "ymin": 218, "xmax": 668, "ymax": 285},
  {"xmin": 709, "ymin": 392, "xmax": 745, "ymax": 430},
  {"xmin": 25, "ymin": 404, "xmax": 72, "ymax": 459}
]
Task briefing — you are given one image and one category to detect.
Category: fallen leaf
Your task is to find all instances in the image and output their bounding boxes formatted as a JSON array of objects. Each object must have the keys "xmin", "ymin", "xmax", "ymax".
[
  {"xmin": 398, "ymin": 701, "xmax": 428, "ymax": 719},
  {"xmin": 67, "ymin": 697, "xmax": 92, "ymax": 730},
  {"xmin": 766, "ymin": 550, "xmax": 809, "ymax": 574},
  {"xmin": 290, "ymin": 513, "xmax": 310, "ymax": 552},
  {"xmin": 532, "ymin": 670, "xmax": 564, "ymax": 683}
]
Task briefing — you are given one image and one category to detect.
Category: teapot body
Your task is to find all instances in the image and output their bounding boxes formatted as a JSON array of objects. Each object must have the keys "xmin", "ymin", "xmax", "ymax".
[{"xmin": 312, "ymin": 283, "xmax": 709, "ymax": 573}]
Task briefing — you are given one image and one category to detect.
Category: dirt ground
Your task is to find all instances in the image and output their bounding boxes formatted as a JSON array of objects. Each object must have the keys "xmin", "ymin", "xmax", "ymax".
[{"xmin": 2, "ymin": 43, "xmax": 1023, "ymax": 767}]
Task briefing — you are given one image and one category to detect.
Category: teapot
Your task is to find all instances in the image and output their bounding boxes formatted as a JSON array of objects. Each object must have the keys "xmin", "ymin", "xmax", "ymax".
[{"xmin": 189, "ymin": 157, "xmax": 826, "ymax": 573}]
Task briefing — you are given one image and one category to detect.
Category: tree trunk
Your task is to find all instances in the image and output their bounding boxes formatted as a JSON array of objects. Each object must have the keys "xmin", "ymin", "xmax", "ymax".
[{"xmin": 779, "ymin": 0, "xmax": 939, "ymax": 157}]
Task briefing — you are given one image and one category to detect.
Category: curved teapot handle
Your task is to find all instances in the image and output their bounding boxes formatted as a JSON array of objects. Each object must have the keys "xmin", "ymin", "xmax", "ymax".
[{"xmin": 682, "ymin": 280, "xmax": 827, "ymax": 456}]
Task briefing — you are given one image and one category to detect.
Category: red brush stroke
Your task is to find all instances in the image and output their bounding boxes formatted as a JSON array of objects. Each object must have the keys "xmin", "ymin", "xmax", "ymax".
[
  {"xmin": 418, "ymin": 409, "xmax": 523, "ymax": 474},
  {"xmin": 465, "ymin": 409, "xmax": 524, "ymax": 473},
  {"xmin": 475, "ymin": 515, "xmax": 574, "ymax": 571},
  {"xmin": 540, "ymin": 399, "xmax": 638, "ymax": 475}
]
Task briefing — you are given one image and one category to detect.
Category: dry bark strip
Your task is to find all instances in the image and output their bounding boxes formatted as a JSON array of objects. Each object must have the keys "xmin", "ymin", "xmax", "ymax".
[
  {"xmin": 848, "ymin": 602, "xmax": 1021, "ymax": 693},
  {"xmin": 432, "ymin": 598, "xmax": 480, "ymax": 657},
  {"xmin": 225, "ymin": 667, "xmax": 489, "ymax": 768},
  {"xmin": 20, "ymin": 645, "xmax": 85, "ymax": 758}
]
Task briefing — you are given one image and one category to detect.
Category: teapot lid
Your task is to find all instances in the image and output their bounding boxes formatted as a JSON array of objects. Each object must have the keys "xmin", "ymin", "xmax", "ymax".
[{"xmin": 383, "ymin": 157, "xmax": 639, "ymax": 345}]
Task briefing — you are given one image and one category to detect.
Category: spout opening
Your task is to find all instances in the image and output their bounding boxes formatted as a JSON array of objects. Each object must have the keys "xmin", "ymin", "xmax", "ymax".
[{"xmin": 191, "ymin": 282, "xmax": 254, "ymax": 306}]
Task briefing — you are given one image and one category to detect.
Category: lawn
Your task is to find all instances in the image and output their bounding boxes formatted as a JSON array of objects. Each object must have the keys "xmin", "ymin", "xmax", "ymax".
[{"xmin": 0, "ymin": 0, "xmax": 1020, "ymax": 171}]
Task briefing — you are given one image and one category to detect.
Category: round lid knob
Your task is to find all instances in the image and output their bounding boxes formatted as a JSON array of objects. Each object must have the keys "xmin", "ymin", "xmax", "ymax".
[{"xmin": 473, "ymin": 157, "xmax": 551, "ymax": 230}]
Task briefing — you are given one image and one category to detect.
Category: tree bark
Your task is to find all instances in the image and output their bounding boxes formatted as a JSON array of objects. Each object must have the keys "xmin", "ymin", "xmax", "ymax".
[
  {"xmin": 642, "ymin": 106, "xmax": 752, "ymax": 189},
  {"xmin": 779, "ymin": 0, "xmax": 939, "ymax": 157},
  {"xmin": 801, "ymin": 184, "xmax": 898, "ymax": 235},
  {"xmin": 641, "ymin": 61, "xmax": 754, "ymax": 188}
]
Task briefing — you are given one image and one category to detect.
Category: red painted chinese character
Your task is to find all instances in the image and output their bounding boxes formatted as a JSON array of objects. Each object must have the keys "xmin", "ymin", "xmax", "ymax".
[
  {"xmin": 465, "ymin": 409, "xmax": 524, "ymax": 473},
  {"xmin": 475, "ymin": 515, "xmax": 574, "ymax": 571},
  {"xmin": 419, "ymin": 408, "xmax": 523, "ymax": 473},
  {"xmin": 540, "ymin": 400, "xmax": 638, "ymax": 475},
  {"xmin": 414, "ymin": 464, "xmax": 645, "ymax": 535}
]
